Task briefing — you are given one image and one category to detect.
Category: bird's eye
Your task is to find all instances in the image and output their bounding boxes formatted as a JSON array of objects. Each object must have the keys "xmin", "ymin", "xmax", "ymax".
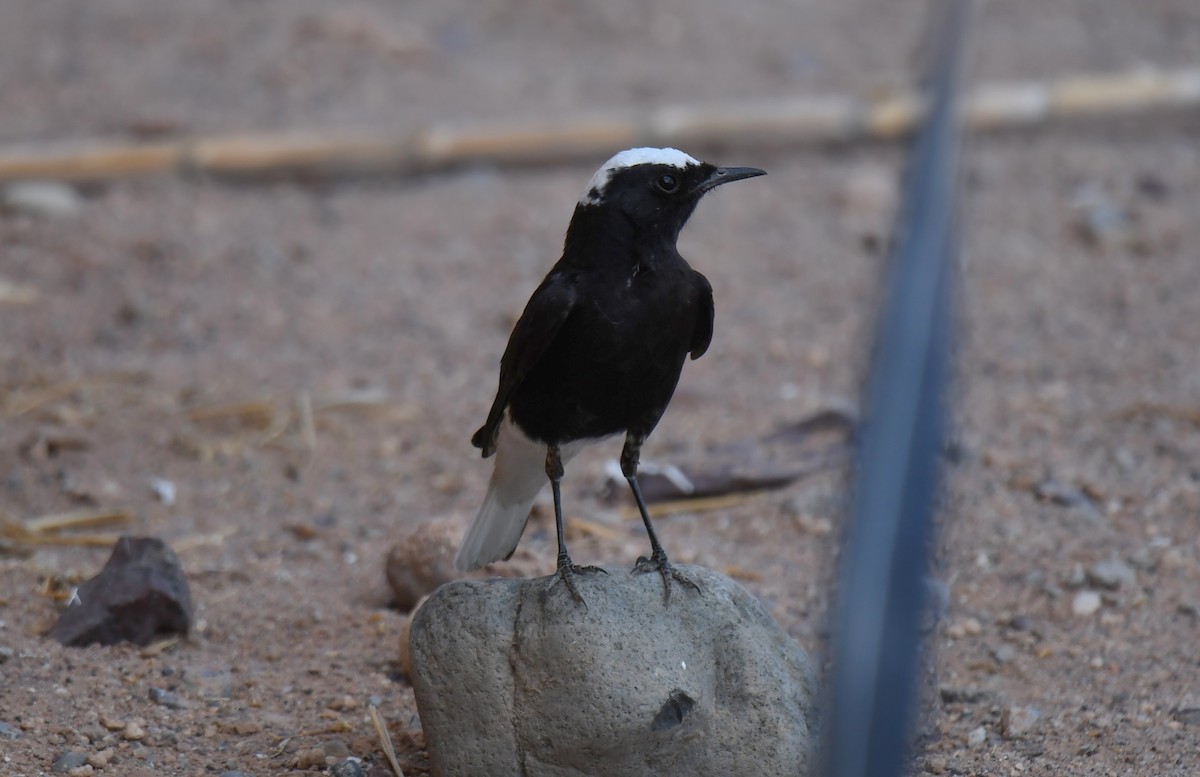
[{"xmin": 655, "ymin": 174, "xmax": 679, "ymax": 193}]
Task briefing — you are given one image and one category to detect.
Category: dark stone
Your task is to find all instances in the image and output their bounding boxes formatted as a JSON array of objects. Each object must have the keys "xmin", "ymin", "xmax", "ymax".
[
  {"xmin": 330, "ymin": 758, "xmax": 368, "ymax": 777},
  {"xmin": 939, "ymin": 686, "xmax": 991, "ymax": 704},
  {"xmin": 650, "ymin": 689, "xmax": 696, "ymax": 731},
  {"xmin": 48, "ymin": 535, "xmax": 192, "ymax": 647},
  {"xmin": 51, "ymin": 751, "xmax": 88, "ymax": 773}
]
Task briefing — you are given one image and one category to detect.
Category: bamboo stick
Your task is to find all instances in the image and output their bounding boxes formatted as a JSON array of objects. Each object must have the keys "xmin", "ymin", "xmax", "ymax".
[{"xmin": 0, "ymin": 67, "xmax": 1195, "ymax": 183}]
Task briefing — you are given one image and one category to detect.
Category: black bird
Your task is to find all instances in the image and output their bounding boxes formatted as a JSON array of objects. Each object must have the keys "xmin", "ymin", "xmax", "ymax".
[{"xmin": 454, "ymin": 147, "xmax": 765, "ymax": 602}]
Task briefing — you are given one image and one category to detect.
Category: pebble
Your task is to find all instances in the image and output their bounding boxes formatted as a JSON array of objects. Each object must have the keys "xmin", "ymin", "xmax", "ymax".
[
  {"xmin": 1000, "ymin": 705, "xmax": 1041, "ymax": 738},
  {"xmin": 121, "ymin": 721, "xmax": 146, "ymax": 741},
  {"xmin": 1087, "ymin": 559, "xmax": 1136, "ymax": 590},
  {"xmin": 98, "ymin": 715, "xmax": 125, "ymax": 732},
  {"xmin": 1072, "ymin": 590, "xmax": 1102, "ymax": 617},
  {"xmin": 0, "ymin": 646, "xmax": 13, "ymax": 663},
  {"xmin": 218, "ymin": 772, "xmax": 251, "ymax": 777},
  {"xmin": 945, "ymin": 617, "xmax": 982, "ymax": 639},
  {"xmin": 939, "ymin": 686, "xmax": 989, "ymax": 704},
  {"xmin": 0, "ymin": 721, "xmax": 20, "ymax": 740},
  {"xmin": 51, "ymin": 751, "xmax": 88, "ymax": 774},
  {"xmin": 66, "ymin": 766, "xmax": 94, "ymax": 777},
  {"xmin": 327, "ymin": 694, "xmax": 359, "ymax": 712},
  {"xmin": 291, "ymin": 748, "xmax": 328, "ymax": 770},
  {"xmin": 967, "ymin": 726, "xmax": 987, "ymax": 748},
  {"xmin": 148, "ymin": 687, "xmax": 191, "ymax": 709},
  {"xmin": 385, "ymin": 520, "xmax": 462, "ymax": 610},
  {"xmin": 150, "ymin": 477, "xmax": 177, "ymax": 506},
  {"xmin": 331, "ymin": 758, "xmax": 367, "ymax": 777},
  {"xmin": 1, "ymin": 181, "xmax": 83, "ymax": 219},
  {"xmin": 86, "ymin": 749, "xmax": 115, "ymax": 768},
  {"xmin": 992, "ymin": 644, "xmax": 1018, "ymax": 664},
  {"xmin": 321, "ymin": 739, "xmax": 352, "ymax": 759}
]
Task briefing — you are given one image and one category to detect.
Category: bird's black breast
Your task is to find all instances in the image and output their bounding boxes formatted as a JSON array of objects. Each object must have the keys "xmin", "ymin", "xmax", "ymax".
[{"xmin": 508, "ymin": 263, "xmax": 705, "ymax": 445}]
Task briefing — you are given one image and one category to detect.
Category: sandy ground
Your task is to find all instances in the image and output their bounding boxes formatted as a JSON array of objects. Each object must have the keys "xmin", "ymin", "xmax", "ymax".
[{"xmin": 2, "ymin": 1, "xmax": 1199, "ymax": 775}]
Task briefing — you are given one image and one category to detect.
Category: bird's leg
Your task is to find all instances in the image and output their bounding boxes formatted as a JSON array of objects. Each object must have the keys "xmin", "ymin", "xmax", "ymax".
[
  {"xmin": 623, "ymin": 433, "xmax": 701, "ymax": 600},
  {"xmin": 544, "ymin": 443, "xmax": 606, "ymax": 606}
]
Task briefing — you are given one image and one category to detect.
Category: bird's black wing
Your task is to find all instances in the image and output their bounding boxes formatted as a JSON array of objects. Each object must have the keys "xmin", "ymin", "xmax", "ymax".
[
  {"xmin": 471, "ymin": 271, "xmax": 577, "ymax": 457},
  {"xmin": 688, "ymin": 271, "xmax": 715, "ymax": 360}
]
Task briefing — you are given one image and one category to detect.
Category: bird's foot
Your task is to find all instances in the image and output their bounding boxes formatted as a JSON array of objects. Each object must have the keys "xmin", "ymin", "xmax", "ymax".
[
  {"xmin": 632, "ymin": 552, "xmax": 701, "ymax": 602},
  {"xmin": 544, "ymin": 559, "xmax": 608, "ymax": 607}
]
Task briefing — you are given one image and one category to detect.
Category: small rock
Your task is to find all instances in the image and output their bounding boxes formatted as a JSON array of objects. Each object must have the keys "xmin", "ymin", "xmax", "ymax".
[
  {"xmin": 1087, "ymin": 559, "xmax": 1136, "ymax": 590},
  {"xmin": 1174, "ymin": 708, "xmax": 1200, "ymax": 726},
  {"xmin": 1072, "ymin": 590, "xmax": 1102, "ymax": 617},
  {"xmin": 1034, "ymin": 479, "xmax": 1102, "ymax": 521},
  {"xmin": 51, "ymin": 751, "xmax": 88, "ymax": 774},
  {"xmin": 924, "ymin": 754, "xmax": 948, "ymax": 774},
  {"xmin": 86, "ymin": 748, "xmax": 115, "ymax": 768},
  {"xmin": 992, "ymin": 644, "xmax": 1017, "ymax": 664},
  {"xmin": 66, "ymin": 765, "xmax": 94, "ymax": 777},
  {"xmin": 939, "ymin": 686, "xmax": 990, "ymax": 704},
  {"xmin": 218, "ymin": 772, "xmax": 251, "ymax": 777},
  {"xmin": 148, "ymin": 687, "xmax": 191, "ymax": 709},
  {"xmin": 966, "ymin": 726, "xmax": 987, "ymax": 748},
  {"xmin": 224, "ymin": 719, "xmax": 261, "ymax": 736},
  {"xmin": 49, "ymin": 536, "xmax": 193, "ymax": 648},
  {"xmin": 1, "ymin": 180, "xmax": 83, "ymax": 219},
  {"xmin": 327, "ymin": 695, "xmax": 359, "ymax": 712},
  {"xmin": 385, "ymin": 520, "xmax": 462, "ymax": 610},
  {"xmin": 1000, "ymin": 705, "xmax": 1041, "ymax": 738},
  {"xmin": 321, "ymin": 739, "xmax": 352, "ymax": 759},
  {"xmin": 331, "ymin": 757, "xmax": 367, "ymax": 777},
  {"xmin": 149, "ymin": 478, "xmax": 177, "ymax": 506},
  {"xmin": 290, "ymin": 747, "xmax": 327, "ymax": 770},
  {"xmin": 121, "ymin": 721, "xmax": 145, "ymax": 741},
  {"xmin": 1177, "ymin": 600, "xmax": 1199, "ymax": 618},
  {"xmin": 98, "ymin": 716, "xmax": 125, "ymax": 732},
  {"xmin": 945, "ymin": 617, "xmax": 981, "ymax": 639},
  {"xmin": 0, "ymin": 646, "xmax": 14, "ymax": 663},
  {"xmin": 0, "ymin": 721, "xmax": 20, "ymax": 740}
]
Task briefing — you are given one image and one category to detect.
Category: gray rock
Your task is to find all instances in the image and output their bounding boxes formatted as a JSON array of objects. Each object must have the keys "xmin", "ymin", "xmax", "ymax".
[
  {"xmin": 409, "ymin": 565, "xmax": 818, "ymax": 777},
  {"xmin": 1, "ymin": 181, "xmax": 83, "ymax": 219},
  {"xmin": 1087, "ymin": 558, "xmax": 1136, "ymax": 590},
  {"xmin": 48, "ymin": 535, "xmax": 192, "ymax": 647},
  {"xmin": 51, "ymin": 751, "xmax": 88, "ymax": 773},
  {"xmin": 148, "ymin": 686, "xmax": 191, "ymax": 710},
  {"xmin": 1000, "ymin": 705, "xmax": 1041, "ymax": 738},
  {"xmin": 331, "ymin": 758, "xmax": 367, "ymax": 777},
  {"xmin": 1072, "ymin": 590, "xmax": 1102, "ymax": 617}
]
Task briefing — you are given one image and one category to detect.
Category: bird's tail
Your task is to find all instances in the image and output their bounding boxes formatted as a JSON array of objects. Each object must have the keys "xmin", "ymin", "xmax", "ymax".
[{"xmin": 454, "ymin": 419, "xmax": 548, "ymax": 571}]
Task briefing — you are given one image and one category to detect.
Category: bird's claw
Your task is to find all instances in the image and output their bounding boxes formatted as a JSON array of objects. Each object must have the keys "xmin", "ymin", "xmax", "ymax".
[
  {"xmin": 632, "ymin": 552, "xmax": 701, "ymax": 601},
  {"xmin": 544, "ymin": 562, "xmax": 607, "ymax": 607}
]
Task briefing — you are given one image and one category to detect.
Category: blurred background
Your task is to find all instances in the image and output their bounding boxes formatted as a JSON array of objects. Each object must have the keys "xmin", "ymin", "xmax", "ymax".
[{"xmin": 1, "ymin": 1, "xmax": 1198, "ymax": 774}]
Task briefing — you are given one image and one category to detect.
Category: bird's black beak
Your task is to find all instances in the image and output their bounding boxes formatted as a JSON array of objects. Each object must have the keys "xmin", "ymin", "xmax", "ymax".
[{"xmin": 697, "ymin": 166, "xmax": 766, "ymax": 193}]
